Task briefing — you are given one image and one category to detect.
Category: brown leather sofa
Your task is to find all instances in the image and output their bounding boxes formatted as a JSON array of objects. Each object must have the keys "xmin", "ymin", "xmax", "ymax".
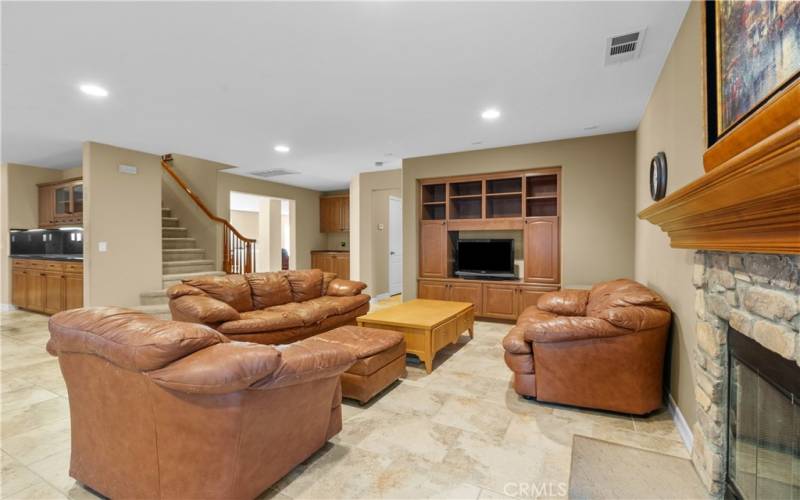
[
  {"xmin": 47, "ymin": 307, "xmax": 356, "ymax": 500},
  {"xmin": 502, "ymin": 279, "xmax": 671, "ymax": 415},
  {"xmin": 167, "ymin": 269, "xmax": 370, "ymax": 345}
]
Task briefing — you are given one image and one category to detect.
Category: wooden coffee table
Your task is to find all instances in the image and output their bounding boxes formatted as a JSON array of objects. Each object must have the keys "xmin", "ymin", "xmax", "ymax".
[{"xmin": 357, "ymin": 299, "xmax": 474, "ymax": 373}]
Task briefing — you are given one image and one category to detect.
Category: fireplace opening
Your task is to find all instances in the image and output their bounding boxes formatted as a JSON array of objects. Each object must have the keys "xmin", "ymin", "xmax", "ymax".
[{"xmin": 727, "ymin": 327, "xmax": 800, "ymax": 499}]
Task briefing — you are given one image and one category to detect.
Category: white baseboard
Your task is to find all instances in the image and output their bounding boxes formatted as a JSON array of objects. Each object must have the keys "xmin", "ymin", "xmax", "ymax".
[
  {"xmin": 668, "ymin": 393, "xmax": 693, "ymax": 454},
  {"xmin": 0, "ymin": 303, "xmax": 17, "ymax": 312},
  {"xmin": 371, "ymin": 293, "xmax": 391, "ymax": 302}
]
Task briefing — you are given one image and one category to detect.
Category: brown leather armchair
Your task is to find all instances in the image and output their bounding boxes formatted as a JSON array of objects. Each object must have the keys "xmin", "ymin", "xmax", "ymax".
[
  {"xmin": 47, "ymin": 307, "xmax": 356, "ymax": 500},
  {"xmin": 502, "ymin": 279, "xmax": 671, "ymax": 415},
  {"xmin": 168, "ymin": 269, "xmax": 370, "ymax": 345}
]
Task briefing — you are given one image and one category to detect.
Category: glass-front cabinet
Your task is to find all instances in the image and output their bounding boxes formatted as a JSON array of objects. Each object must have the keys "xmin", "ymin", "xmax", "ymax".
[{"xmin": 38, "ymin": 178, "xmax": 83, "ymax": 227}]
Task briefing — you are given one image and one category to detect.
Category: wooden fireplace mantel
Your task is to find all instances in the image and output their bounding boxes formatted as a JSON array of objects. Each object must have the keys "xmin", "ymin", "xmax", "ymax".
[{"xmin": 638, "ymin": 82, "xmax": 800, "ymax": 255}]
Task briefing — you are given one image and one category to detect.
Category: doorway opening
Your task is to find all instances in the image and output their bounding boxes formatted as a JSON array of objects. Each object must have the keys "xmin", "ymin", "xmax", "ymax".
[
  {"xmin": 229, "ymin": 191, "xmax": 295, "ymax": 272},
  {"xmin": 388, "ymin": 195, "xmax": 402, "ymax": 296}
]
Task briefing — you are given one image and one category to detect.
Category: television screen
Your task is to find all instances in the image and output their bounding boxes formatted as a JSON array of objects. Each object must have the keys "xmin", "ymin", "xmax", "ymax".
[{"xmin": 456, "ymin": 239, "xmax": 514, "ymax": 276}]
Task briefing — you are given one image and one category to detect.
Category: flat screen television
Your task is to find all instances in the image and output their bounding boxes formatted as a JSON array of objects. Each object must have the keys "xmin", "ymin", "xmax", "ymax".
[{"xmin": 455, "ymin": 239, "xmax": 515, "ymax": 279}]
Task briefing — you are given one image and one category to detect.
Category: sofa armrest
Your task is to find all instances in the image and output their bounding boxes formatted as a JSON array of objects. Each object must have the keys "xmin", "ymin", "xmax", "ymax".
[
  {"xmin": 147, "ymin": 342, "xmax": 281, "ymax": 394},
  {"xmin": 598, "ymin": 306, "xmax": 671, "ymax": 331},
  {"xmin": 326, "ymin": 279, "xmax": 367, "ymax": 297},
  {"xmin": 525, "ymin": 316, "xmax": 629, "ymax": 343},
  {"xmin": 250, "ymin": 338, "xmax": 356, "ymax": 390},
  {"xmin": 537, "ymin": 289, "xmax": 590, "ymax": 316},
  {"xmin": 166, "ymin": 283, "xmax": 205, "ymax": 299},
  {"xmin": 169, "ymin": 295, "xmax": 241, "ymax": 324}
]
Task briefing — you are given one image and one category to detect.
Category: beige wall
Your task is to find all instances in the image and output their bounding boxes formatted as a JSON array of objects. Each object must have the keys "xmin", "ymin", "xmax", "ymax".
[
  {"xmin": 326, "ymin": 232, "xmax": 349, "ymax": 251},
  {"xmin": 635, "ymin": 2, "xmax": 705, "ymax": 429},
  {"xmin": 7, "ymin": 163, "xmax": 62, "ymax": 229},
  {"xmin": 83, "ymin": 142, "xmax": 163, "ymax": 307},
  {"xmin": 230, "ymin": 210, "xmax": 259, "ymax": 239},
  {"xmin": 216, "ymin": 172, "xmax": 325, "ymax": 270},
  {"xmin": 402, "ymin": 132, "xmax": 636, "ymax": 299},
  {"xmin": 351, "ymin": 169, "xmax": 402, "ymax": 296}
]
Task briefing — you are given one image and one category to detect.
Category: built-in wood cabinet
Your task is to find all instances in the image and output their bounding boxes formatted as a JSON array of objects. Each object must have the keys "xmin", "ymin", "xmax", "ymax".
[
  {"xmin": 11, "ymin": 259, "xmax": 83, "ymax": 314},
  {"xmin": 311, "ymin": 251, "xmax": 350, "ymax": 280},
  {"xmin": 418, "ymin": 278, "xmax": 555, "ymax": 320},
  {"xmin": 38, "ymin": 177, "xmax": 83, "ymax": 228},
  {"xmin": 419, "ymin": 220, "xmax": 448, "ymax": 278},
  {"xmin": 523, "ymin": 217, "xmax": 559, "ymax": 284},
  {"xmin": 320, "ymin": 195, "xmax": 349, "ymax": 233},
  {"xmin": 418, "ymin": 168, "xmax": 561, "ymax": 298}
]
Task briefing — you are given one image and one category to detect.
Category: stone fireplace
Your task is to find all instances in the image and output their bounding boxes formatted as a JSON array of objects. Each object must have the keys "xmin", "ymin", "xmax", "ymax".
[{"xmin": 690, "ymin": 251, "xmax": 800, "ymax": 496}]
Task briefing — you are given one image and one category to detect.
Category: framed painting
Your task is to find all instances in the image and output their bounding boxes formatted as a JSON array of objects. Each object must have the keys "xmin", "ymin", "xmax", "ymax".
[{"xmin": 705, "ymin": 0, "xmax": 800, "ymax": 146}]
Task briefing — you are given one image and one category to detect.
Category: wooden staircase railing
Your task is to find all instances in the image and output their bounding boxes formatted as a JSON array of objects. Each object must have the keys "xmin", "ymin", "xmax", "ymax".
[{"xmin": 161, "ymin": 154, "xmax": 255, "ymax": 274}]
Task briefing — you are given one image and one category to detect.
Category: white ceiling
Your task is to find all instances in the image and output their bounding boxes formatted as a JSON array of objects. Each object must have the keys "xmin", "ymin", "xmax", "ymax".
[{"xmin": 2, "ymin": 1, "xmax": 688, "ymax": 191}]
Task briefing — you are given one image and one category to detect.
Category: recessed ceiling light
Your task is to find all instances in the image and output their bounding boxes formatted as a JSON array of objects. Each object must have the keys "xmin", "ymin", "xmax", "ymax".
[
  {"xmin": 481, "ymin": 108, "xmax": 501, "ymax": 120},
  {"xmin": 471, "ymin": 141, "xmax": 484, "ymax": 145},
  {"xmin": 273, "ymin": 145, "xmax": 291, "ymax": 153},
  {"xmin": 584, "ymin": 125, "xmax": 599, "ymax": 130},
  {"xmin": 79, "ymin": 83, "xmax": 108, "ymax": 97}
]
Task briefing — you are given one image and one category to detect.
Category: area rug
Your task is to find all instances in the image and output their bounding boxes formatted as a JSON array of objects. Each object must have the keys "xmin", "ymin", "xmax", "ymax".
[{"xmin": 568, "ymin": 435, "xmax": 708, "ymax": 499}]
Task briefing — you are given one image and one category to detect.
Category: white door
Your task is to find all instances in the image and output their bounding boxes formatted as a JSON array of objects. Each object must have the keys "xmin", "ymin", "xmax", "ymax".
[{"xmin": 388, "ymin": 196, "xmax": 403, "ymax": 295}]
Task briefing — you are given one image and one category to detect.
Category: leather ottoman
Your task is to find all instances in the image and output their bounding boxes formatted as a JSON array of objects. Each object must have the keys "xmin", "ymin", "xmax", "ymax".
[{"xmin": 317, "ymin": 325, "xmax": 407, "ymax": 404}]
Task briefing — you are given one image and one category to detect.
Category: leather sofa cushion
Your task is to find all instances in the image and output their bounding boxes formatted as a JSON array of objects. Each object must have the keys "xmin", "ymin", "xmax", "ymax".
[
  {"xmin": 317, "ymin": 325, "xmax": 404, "ymax": 359},
  {"xmin": 525, "ymin": 316, "xmax": 629, "ymax": 343},
  {"xmin": 217, "ymin": 309, "xmax": 304, "ymax": 335},
  {"xmin": 585, "ymin": 278, "xmax": 669, "ymax": 318},
  {"xmin": 170, "ymin": 295, "xmax": 241, "ymax": 323},
  {"xmin": 286, "ymin": 270, "xmax": 324, "ymax": 302},
  {"xmin": 516, "ymin": 306, "xmax": 557, "ymax": 327},
  {"xmin": 251, "ymin": 338, "xmax": 357, "ymax": 390},
  {"xmin": 347, "ymin": 341, "xmax": 406, "ymax": 376},
  {"xmin": 183, "ymin": 275, "xmax": 254, "ymax": 312},
  {"xmin": 266, "ymin": 301, "xmax": 328, "ymax": 326},
  {"xmin": 47, "ymin": 307, "xmax": 227, "ymax": 371},
  {"xmin": 326, "ymin": 279, "xmax": 367, "ymax": 297},
  {"xmin": 322, "ymin": 272, "xmax": 337, "ymax": 295},
  {"xmin": 537, "ymin": 289, "xmax": 590, "ymax": 316},
  {"xmin": 146, "ymin": 342, "xmax": 281, "ymax": 394},
  {"xmin": 308, "ymin": 295, "xmax": 370, "ymax": 315},
  {"xmin": 502, "ymin": 325, "xmax": 532, "ymax": 354},
  {"xmin": 597, "ymin": 306, "xmax": 672, "ymax": 330},
  {"xmin": 245, "ymin": 272, "xmax": 293, "ymax": 309}
]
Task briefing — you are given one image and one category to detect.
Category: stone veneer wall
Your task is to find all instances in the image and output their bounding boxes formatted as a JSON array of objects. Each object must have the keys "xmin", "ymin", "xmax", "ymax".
[{"xmin": 691, "ymin": 251, "xmax": 800, "ymax": 494}]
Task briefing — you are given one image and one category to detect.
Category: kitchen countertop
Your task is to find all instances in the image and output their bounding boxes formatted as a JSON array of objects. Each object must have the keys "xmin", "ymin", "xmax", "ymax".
[{"xmin": 10, "ymin": 254, "xmax": 84, "ymax": 262}]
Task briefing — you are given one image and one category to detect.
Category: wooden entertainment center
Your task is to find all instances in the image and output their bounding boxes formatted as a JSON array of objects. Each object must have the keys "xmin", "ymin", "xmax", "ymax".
[{"xmin": 417, "ymin": 167, "xmax": 561, "ymax": 320}]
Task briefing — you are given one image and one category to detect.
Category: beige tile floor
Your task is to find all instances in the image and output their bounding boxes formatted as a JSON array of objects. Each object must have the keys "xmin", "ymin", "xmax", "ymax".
[{"xmin": 1, "ymin": 305, "xmax": 690, "ymax": 500}]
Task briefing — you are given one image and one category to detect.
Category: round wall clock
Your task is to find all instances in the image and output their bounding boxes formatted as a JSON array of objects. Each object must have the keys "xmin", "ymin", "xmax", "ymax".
[{"xmin": 650, "ymin": 152, "xmax": 668, "ymax": 201}]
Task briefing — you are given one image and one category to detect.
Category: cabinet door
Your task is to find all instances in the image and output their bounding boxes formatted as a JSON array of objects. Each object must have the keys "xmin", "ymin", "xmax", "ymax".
[
  {"xmin": 482, "ymin": 283, "xmax": 517, "ymax": 320},
  {"xmin": 26, "ymin": 272, "xmax": 46, "ymax": 312},
  {"xmin": 418, "ymin": 280, "xmax": 449, "ymax": 301},
  {"xmin": 71, "ymin": 182, "xmax": 83, "ymax": 219},
  {"xmin": 524, "ymin": 217, "xmax": 560, "ymax": 284},
  {"xmin": 11, "ymin": 269, "xmax": 27, "ymax": 308},
  {"xmin": 339, "ymin": 197, "xmax": 350, "ymax": 231},
  {"xmin": 333, "ymin": 255, "xmax": 350, "ymax": 280},
  {"xmin": 419, "ymin": 221, "xmax": 448, "ymax": 278},
  {"xmin": 44, "ymin": 272, "xmax": 65, "ymax": 314},
  {"xmin": 54, "ymin": 186, "xmax": 72, "ymax": 218},
  {"xmin": 38, "ymin": 186, "xmax": 55, "ymax": 228},
  {"xmin": 518, "ymin": 287, "xmax": 546, "ymax": 314},
  {"xmin": 311, "ymin": 252, "xmax": 324, "ymax": 270},
  {"xmin": 65, "ymin": 274, "xmax": 83, "ymax": 310},
  {"xmin": 449, "ymin": 282, "xmax": 483, "ymax": 316},
  {"xmin": 320, "ymin": 198, "xmax": 338, "ymax": 233}
]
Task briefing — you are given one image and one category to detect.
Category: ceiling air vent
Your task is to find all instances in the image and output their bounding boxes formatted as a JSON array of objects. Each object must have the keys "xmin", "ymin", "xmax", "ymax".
[
  {"xmin": 604, "ymin": 28, "xmax": 646, "ymax": 66},
  {"xmin": 249, "ymin": 168, "xmax": 300, "ymax": 179}
]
